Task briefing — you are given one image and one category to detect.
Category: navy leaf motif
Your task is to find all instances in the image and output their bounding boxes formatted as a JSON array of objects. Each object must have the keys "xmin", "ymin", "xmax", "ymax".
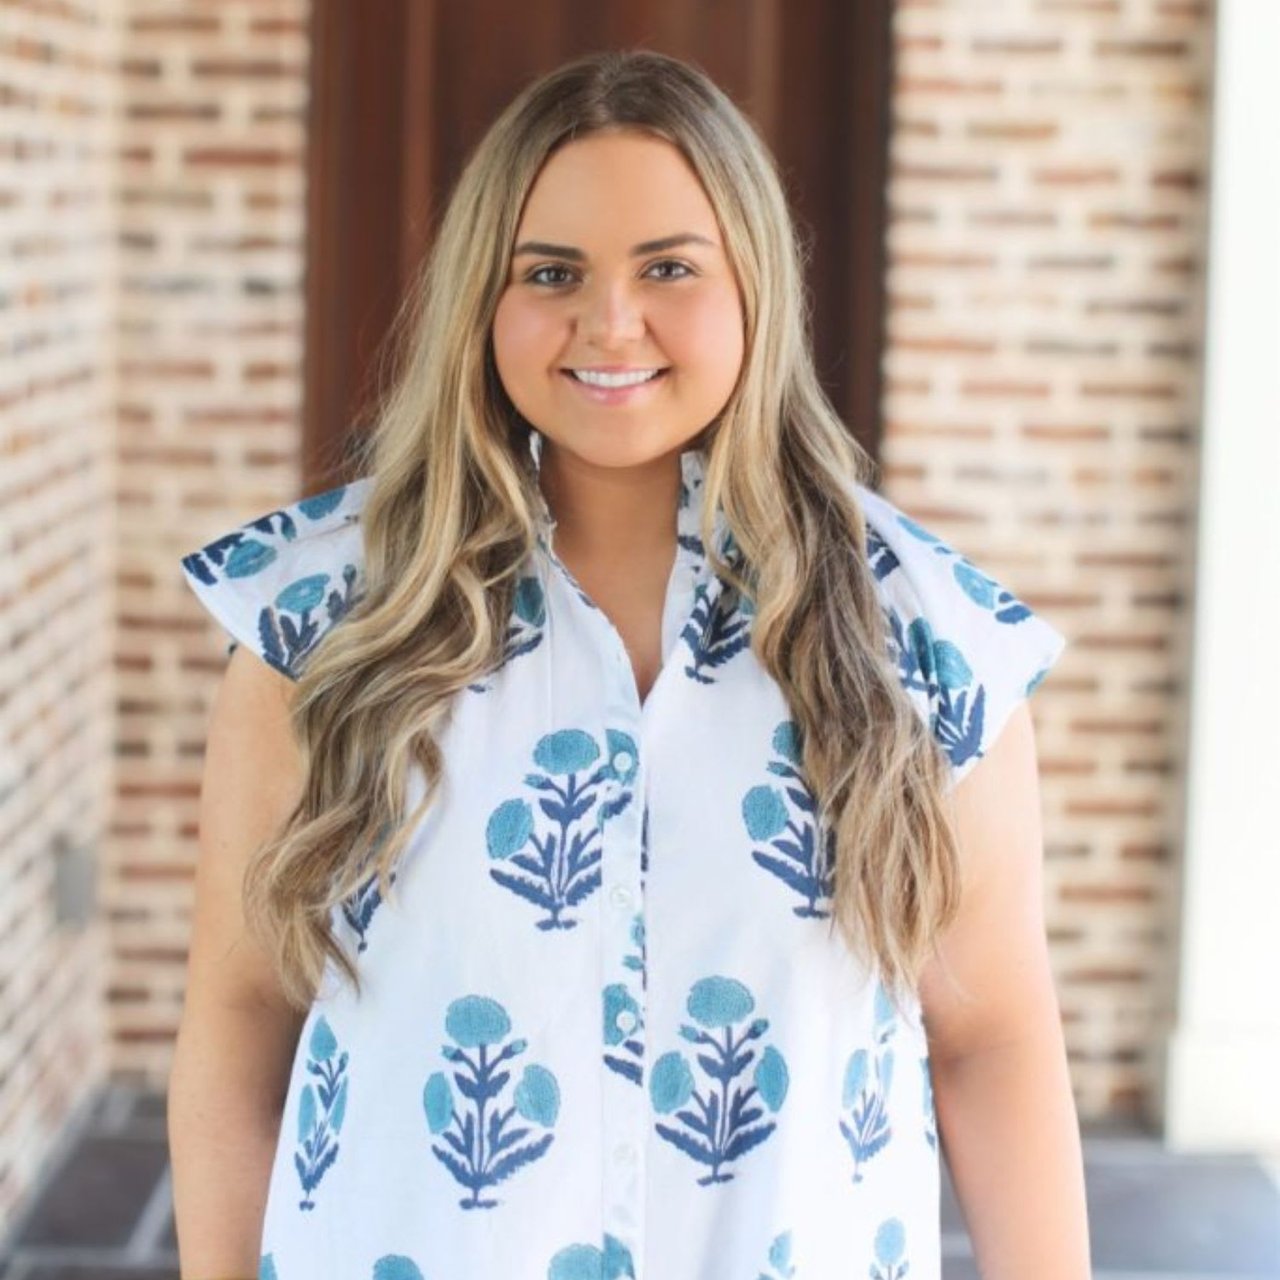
[
  {"xmin": 838, "ymin": 981, "xmax": 899, "ymax": 1185},
  {"xmin": 683, "ymin": 579, "xmax": 752, "ymax": 685},
  {"xmin": 421, "ymin": 995, "xmax": 559, "ymax": 1211},
  {"xmin": 485, "ymin": 728, "xmax": 636, "ymax": 930},
  {"xmin": 291, "ymin": 1016, "xmax": 350, "ymax": 1211},
  {"xmin": 649, "ymin": 976, "xmax": 788, "ymax": 1186},
  {"xmin": 742, "ymin": 721, "xmax": 835, "ymax": 918}
]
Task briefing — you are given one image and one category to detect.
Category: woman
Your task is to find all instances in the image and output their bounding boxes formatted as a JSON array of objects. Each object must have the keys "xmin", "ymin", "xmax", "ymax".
[{"xmin": 169, "ymin": 48, "xmax": 1089, "ymax": 1280}]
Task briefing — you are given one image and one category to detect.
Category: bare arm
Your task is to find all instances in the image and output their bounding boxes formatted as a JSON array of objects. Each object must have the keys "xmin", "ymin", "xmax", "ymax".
[
  {"xmin": 918, "ymin": 702, "xmax": 1092, "ymax": 1279},
  {"xmin": 168, "ymin": 645, "xmax": 311, "ymax": 1279}
]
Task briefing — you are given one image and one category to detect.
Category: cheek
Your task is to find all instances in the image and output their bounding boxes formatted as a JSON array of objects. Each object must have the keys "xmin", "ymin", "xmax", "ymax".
[
  {"xmin": 667, "ymin": 289, "xmax": 744, "ymax": 380},
  {"xmin": 492, "ymin": 293, "xmax": 559, "ymax": 375}
]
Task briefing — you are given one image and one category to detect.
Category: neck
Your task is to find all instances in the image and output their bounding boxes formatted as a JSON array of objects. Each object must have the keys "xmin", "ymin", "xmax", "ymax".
[{"xmin": 537, "ymin": 437, "xmax": 683, "ymax": 564}]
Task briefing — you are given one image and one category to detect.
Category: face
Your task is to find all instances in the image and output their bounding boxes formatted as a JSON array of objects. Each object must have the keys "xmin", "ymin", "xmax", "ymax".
[{"xmin": 492, "ymin": 129, "xmax": 745, "ymax": 472}]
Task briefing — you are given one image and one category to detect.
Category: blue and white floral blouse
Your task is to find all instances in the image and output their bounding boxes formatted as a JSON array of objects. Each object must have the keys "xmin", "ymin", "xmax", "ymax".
[{"xmin": 178, "ymin": 427, "xmax": 1067, "ymax": 1280}]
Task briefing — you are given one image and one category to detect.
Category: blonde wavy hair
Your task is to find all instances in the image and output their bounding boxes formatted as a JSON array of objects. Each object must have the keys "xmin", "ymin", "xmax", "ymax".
[{"xmin": 244, "ymin": 48, "xmax": 965, "ymax": 1022}]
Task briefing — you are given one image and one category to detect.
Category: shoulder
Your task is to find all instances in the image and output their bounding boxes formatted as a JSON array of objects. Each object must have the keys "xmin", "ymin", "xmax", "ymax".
[
  {"xmin": 854, "ymin": 481, "xmax": 1068, "ymax": 787},
  {"xmin": 179, "ymin": 477, "xmax": 373, "ymax": 681}
]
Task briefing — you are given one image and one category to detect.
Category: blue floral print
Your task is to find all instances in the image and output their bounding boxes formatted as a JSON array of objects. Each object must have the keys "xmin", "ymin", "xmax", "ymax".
[
  {"xmin": 293, "ymin": 1015, "xmax": 348, "ymax": 1210},
  {"xmin": 838, "ymin": 981, "xmax": 898, "ymax": 1186},
  {"xmin": 485, "ymin": 727, "xmax": 637, "ymax": 930},
  {"xmin": 650, "ymin": 976, "xmax": 789, "ymax": 1186},
  {"xmin": 422, "ymin": 995, "xmax": 560, "ymax": 1210},
  {"xmin": 178, "ymin": 429, "xmax": 1066, "ymax": 1276},
  {"xmin": 741, "ymin": 719, "xmax": 835, "ymax": 917}
]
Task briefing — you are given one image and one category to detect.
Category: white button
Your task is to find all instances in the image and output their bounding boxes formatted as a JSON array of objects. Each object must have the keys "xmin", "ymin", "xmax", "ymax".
[
  {"xmin": 610, "ymin": 885, "xmax": 633, "ymax": 910},
  {"xmin": 613, "ymin": 1142, "xmax": 636, "ymax": 1165},
  {"xmin": 616, "ymin": 1010, "xmax": 637, "ymax": 1034},
  {"xmin": 612, "ymin": 750, "xmax": 634, "ymax": 773}
]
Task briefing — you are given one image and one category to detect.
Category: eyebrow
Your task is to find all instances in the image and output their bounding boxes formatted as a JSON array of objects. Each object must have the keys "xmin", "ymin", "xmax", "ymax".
[{"xmin": 511, "ymin": 232, "xmax": 718, "ymax": 261}]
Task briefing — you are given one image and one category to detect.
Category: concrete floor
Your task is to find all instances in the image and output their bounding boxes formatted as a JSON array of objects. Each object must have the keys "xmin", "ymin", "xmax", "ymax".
[{"xmin": 1, "ymin": 1082, "xmax": 1277, "ymax": 1278}]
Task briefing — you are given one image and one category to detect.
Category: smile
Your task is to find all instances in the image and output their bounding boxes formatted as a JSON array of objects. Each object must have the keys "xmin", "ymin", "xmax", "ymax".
[{"xmin": 561, "ymin": 368, "xmax": 669, "ymax": 405}]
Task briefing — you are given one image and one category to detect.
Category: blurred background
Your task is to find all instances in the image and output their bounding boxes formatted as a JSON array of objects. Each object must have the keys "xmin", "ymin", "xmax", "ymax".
[{"xmin": 0, "ymin": 0, "xmax": 1277, "ymax": 1276}]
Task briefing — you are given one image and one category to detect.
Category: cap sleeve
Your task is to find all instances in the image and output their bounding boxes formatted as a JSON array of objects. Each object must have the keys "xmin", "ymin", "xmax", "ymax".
[
  {"xmin": 858, "ymin": 484, "xmax": 1068, "ymax": 788},
  {"xmin": 178, "ymin": 478, "xmax": 371, "ymax": 681}
]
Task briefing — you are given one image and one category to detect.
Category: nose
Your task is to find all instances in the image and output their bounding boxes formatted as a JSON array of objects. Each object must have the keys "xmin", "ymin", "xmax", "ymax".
[{"xmin": 576, "ymin": 276, "xmax": 646, "ymax": 345}]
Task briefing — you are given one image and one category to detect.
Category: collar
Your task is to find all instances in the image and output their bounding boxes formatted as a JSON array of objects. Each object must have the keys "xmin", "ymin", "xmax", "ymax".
[{"xmin": 526, "ymin": 427, "xmax": 733, "ymax": 567}]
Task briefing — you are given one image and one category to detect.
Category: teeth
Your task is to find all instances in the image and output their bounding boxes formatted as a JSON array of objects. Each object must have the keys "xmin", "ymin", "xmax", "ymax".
[{"xmin": 572, "ymin": 368, "xmax": 662, "ymax": 388}]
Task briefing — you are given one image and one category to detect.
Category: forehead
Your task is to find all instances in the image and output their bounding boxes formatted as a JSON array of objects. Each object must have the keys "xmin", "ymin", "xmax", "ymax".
[{"xmin": 515, "ymin": 131, "xmax": 721, "ymax": 240}]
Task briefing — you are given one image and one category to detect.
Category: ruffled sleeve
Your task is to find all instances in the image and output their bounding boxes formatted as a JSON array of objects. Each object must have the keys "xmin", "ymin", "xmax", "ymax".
[
  {"xmin": 178, "ymin": 477, "xmax": 372, "ymax": 681},
  {"xmin": 857, "ymin": 483, "xmax": 1068, "ymax": 788}
]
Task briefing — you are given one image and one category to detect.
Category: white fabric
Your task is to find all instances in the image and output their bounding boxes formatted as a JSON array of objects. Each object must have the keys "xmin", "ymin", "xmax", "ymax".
[{"xmin": 178, "ymin": 428, "xmax": 1067, "ymax": 1280}]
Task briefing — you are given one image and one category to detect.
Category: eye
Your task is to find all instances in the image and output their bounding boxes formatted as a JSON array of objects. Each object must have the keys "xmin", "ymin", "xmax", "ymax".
[{"xmin": 524, "ymin": 259, "xmax": 696, "ymax": 287}]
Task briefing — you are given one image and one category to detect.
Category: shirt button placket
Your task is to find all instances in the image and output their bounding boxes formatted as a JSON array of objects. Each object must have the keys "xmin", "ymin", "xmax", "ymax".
[{"xmin": 598, "ymin": 685, "xmax": 647, "ymax": 1276}]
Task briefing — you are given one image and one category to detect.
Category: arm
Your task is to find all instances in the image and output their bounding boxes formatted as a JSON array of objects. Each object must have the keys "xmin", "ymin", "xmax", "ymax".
[
  {"xmin": 917, "ymin": 701, "xmax": 1092, "ymax": 1280},
  {"xmin": 168, "ymin": 646, "xmax": 311, "ymax": 1279}
]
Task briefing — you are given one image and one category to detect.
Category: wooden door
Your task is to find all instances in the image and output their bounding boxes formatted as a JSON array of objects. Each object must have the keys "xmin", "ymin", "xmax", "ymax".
[{"xmin": 304, "ymin": 0, "xmax": 893, "ymax": 487}]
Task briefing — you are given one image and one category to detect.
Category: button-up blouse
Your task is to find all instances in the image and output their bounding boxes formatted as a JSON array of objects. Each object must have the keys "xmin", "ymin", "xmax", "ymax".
[{"xmin": 178, "ymin": 427, "xmax": 1068, "ymax": 1280}]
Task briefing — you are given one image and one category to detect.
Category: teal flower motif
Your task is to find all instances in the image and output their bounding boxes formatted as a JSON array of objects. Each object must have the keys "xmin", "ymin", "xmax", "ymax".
[
  {"xmin": 761, "ymin": 1230, "xmax": 796, "ymax": 1278},
  {"xmin": 548, "ymin": 1244, "xmax": 601, "ymax": 1280},
  {"xmin": 605, "ymin": 929, "xmax": 647, "ymax": 1086},
  {"xmin": 655, "ymin": 976, "xmax": 786, "ymax": 1185},
  {"xmin": 890, "ymin": 607, "xmax": 985, "ymax": 772},
  {"xmin": 489, "ymin": 727, "xmax": 629, "ymax": 930},
  {"xmin": 372, "ymin": 1257, "xmax": 424, "ymax": 1280},
  {"xmin": 954, "ymin": 559, "xmax": 998, "ymax": 607},
  {"xmin": 486, "ymin": 798, "xmax": 535, "ymax": 860},
  {"xmin": 468, "ymin": 573, "xmax": 547, "ymax": 693},
  {"xmin": 602, "ymin": 1232, "xmax": 637, "ymax": 1279},
  {"xmin": 603, "ymin": 982, "xmax": 641, "ymax": 1047},
  {"xmin": 276, "ymin": 573, "xmax": 329, "ymax": 615},
  {"xmin": 687, "ymin": 975, "xmax": 754, "ymax": 1028},
  {"xmin": 754, "ymin": 1045, "xmax": 789, "ymax": 1112},
  {"xmin": 742, "ymin": 784, "xmax": 789, "ymax": 841},
  {"xmin": 292, "ymin": 1014, "xmax": 349, "ymax": 1210},
  {"xmin": 839, "ymin": 988, "xmax": 897, "ymax": 1185},
  {"xmin": 422, "ymin": 1071, "xmax": 454, "ymax": 1133},
  {"xmin": 907, "ymin": 615, "xmax": 937, "ymax": 682},
  {"xmin": 547, "ymin": 1235, "xmax": 636, "ymax": 1280},
  {"xmin": 871, "ymin": 1217, "xmax": 909, "ymax": 1279},
  {"xmin": 771, "ymin": 720, "xmax": 801, "ymax": 764},
  {"xmin": 427, "ymin": 995, "xmax": 558, "ymax": 1209},
  {"xmin": 649, "ymin": 1050, "xmax": 695, "ymax": 1113},
  {"xmin": 842, "ymin": 1049, "xmax": 868, "ymax": 1107},
  {"xmin": 258, "ymin": 1255, "xmax": 278, "ymax": 1280},
  {"xmin": 603, "ymin": 728, "xmax": 639, "ymax": 785},
  {"xmin": 445, "ymin": 995, "xmax": 512, "ymax": 1048},
  {"xmin": 513, "ymin": 1063, "xmax": 560, "ymax": 1126},
  {"xmin": 932, "ymin": 637, "xmax": 972, "ymax": 691},
  {"xmin": 746, "ymin": 720, "xmax": 834, "ymax": 918},
  {"xmin": 225, "ymin": 538, "xmax": 277, "ymax": 577},
  {"xmin": 874, "ymin": 981, "xmax": 896, "ymax": 1033},
  {"xmin": 297, "ymin": 487, "xmax": 346, "ymax": 520},
  {"xmin": 513, "ymin": 574, "xmax": 547, "ymax": 626},
  {"xmin": 534, "ymin": 728, "xmax": 600, "ymax": 776},
  {"xmin": 310, "ymin": 1015, "xmax": 337, "ymax": 1061}
]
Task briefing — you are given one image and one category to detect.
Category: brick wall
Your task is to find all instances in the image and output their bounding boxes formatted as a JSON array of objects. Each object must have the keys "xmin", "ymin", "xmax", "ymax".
[
  {"xmin": 0, "ymin": 0, "xmax": 123, "ymax": 1228},
  {"xmin": 116, "ymin": 2, "xmax": 309, "ymax": 1099},
  {"xmin": 880, "ymin": 0, "xmax": 1212, "ymax": 1120},
  {"xmin": 0, "ymin": 0, "xmax": 1214, "ymax": 1237},
  {"xmin": 0, "ymin": 0, "xmax": 310, "ymax": 1238}
]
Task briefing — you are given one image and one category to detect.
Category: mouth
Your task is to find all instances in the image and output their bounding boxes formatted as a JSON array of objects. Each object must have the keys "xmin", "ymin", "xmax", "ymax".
[{"xmin": 560, "ymin": 367, "xmax": 670, "ymax": 404}]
